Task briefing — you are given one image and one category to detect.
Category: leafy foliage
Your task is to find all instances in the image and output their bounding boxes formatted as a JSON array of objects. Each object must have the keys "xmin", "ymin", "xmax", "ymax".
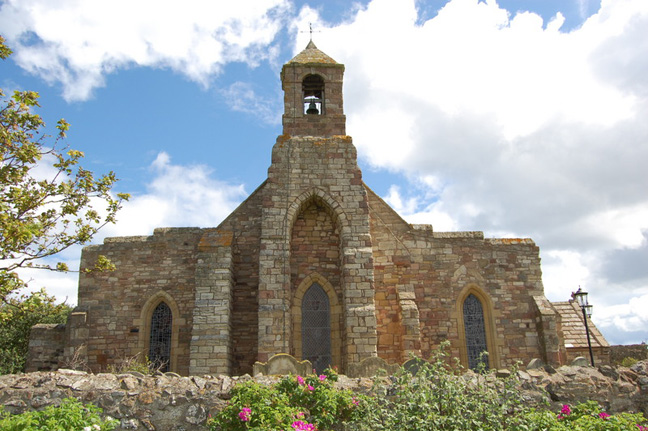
[
  {"xmin": 353, "ymin": 342, "xmax": 648, "ymax": 431},
  {"xmin": 619, "ymin": 357, "xmax": 639, "ymax": 368},
  {"xmin": 0, "ymin": 289, "xmax": 71, "ymax": 374},
  {"xmin": 208, "ymin": 367, "xmax": 363, "ymax": 431},
  {"xmin": 353, "ymin": 342, "xmax": 528, "ymax": 431},
  {"xmin": 0, "ymin": 35, "xmax": 129, "ymax": 303},
  {"xmin": 0, "ymin": 397, "xmax": 117, "ymax": 430},
  {"xmin": 522, "ymin": 401, "xmax": 647, "ymax": 431}
]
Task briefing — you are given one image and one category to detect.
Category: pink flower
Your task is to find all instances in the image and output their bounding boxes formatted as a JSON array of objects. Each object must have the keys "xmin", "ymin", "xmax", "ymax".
[
  {"xmin": 238, "ymin": 407, "xmax": 252, "ymax": 422},
  {"xmin": 599, "ymin": 412, "xmax": 611, "ymax": 420},
  {"xmin": 319, "ymin": 374, "xmax": 326, "ymax": 381},
  {"xmin": 292, "ymin": 420, "xmax": 316, "ymax": 431},
  {"xmin": 297, "ymin": 375, "xmax": 305, "ymax": 386},
  {"xmin": 307, "ymin": 384, "xmax": 315, "ymax": 391},
  {"xmin": 352, "ymin": 397, "xmax": 359, "ymax": 406},
  {"xmin": 560, "ymin": 405, "xmax": 571, "ymax": 416}
]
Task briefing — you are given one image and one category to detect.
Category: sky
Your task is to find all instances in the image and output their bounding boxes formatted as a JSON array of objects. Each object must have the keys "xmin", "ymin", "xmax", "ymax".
[{"xmin": 1, "ymin": 0, "xmax": 647, "ymax": 346}]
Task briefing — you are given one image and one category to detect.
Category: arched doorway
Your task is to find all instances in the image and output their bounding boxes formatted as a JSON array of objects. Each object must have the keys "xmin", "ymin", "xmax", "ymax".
[{"xmin": 302, "ymin": 283, "xmax": 332, "ymax": 373}]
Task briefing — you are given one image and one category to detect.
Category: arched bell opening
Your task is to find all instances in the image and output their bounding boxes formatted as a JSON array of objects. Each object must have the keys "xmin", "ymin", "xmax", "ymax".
[{"xmin": 302, "ymin": 74, "xmax": 324, "ymax": 115}]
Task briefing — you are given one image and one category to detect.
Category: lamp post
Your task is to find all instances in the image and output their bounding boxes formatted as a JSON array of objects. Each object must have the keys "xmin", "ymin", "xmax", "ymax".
[{"xmin": 572, "ymin": 287, "xmax": 595, "ymax": 366}]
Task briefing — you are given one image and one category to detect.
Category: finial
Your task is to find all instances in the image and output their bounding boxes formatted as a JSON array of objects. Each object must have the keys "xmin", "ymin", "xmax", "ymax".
[{"xmin": 301, "ymin": 22, "xmax": 321, "ymax": 42}]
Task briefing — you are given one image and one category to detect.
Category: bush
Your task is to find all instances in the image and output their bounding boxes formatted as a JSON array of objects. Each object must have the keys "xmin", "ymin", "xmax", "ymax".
[
  {"xmin": 0, "ymin": 397, "xmax": 117, "ymax": 430},
  {"xmin": 353, "ymin": 342, "xmax": 528, "ymax": 431},
  {"xmin": 352, "ymin": 342, "xmax": 648, "ymax": 431},
  {"xmin": 619, "ymin": 357, "xmax": 639, "ymax": 368},
  {"xmin": 522, "ymin": 401, "xmax": 647, "ymax": 431},
  {"xmin": 208, "ymin": 367, "xmax": 363, "ymax": 431},
  {"xmin": 0, "ymin": 290, "xmax": 71, "ymax": 374}
]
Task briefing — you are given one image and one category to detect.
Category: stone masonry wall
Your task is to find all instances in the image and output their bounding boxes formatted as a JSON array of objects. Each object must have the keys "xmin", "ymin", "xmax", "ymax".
[
  {"xmin": 366, "ymin": 187, "xmax": 548, "ymax": 369},
  {"xmin": 611, "ymin": 344, "xmax": 648, "ymax": 364},
  {"xmin": 216, "ymin": 187, "xmax": 265, "ymax": 375},
  {"xmin": 258, "ymin": 135, "xmax": 377, "ymax": 370},
  {"xmin": 190, "ymin": 185, "xmax": 267, "ymax": 376},
  {"xmin": 25, "ymin": 324, "xmax": 66, "ymax": 372},
  {"xmin": 290, "ymin": 200, "xmax": 342, "ymax": 305},
  {"xmin": 281, "ymin": 63, "xmax": 346, "ymax": 137},
  {"xmin": 75, "ymin": 228, "xmax": 203, "ymax": 375}
]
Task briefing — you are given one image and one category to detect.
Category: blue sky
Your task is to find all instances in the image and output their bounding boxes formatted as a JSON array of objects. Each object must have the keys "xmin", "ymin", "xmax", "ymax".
[{"xmin": 2, "ymin": 0, "xmax": 647, "ymax": 346}]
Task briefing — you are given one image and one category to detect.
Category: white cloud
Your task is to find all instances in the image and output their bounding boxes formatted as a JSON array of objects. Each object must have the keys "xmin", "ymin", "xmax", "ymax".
[
  {"xmin": 294, "ymin": 0, "xmax": 648, "ymax": 343},
  {"xmin": 16, "ymin": 153, "xmax": 248, "ymax": 304},
  {"xmin": 5, "ymin": 0, "xmax": 648, "ymax": 344},
  {"xmin": 221, "ymin": 82, "xmax": 282, "ymax": 125},
  {"xmin": 103, "ymin": 152, "xmax": 247, "ymax": 237},
  {"xmin": 0, "ymin": 0, "xmax": 290, "ymax": 100}
]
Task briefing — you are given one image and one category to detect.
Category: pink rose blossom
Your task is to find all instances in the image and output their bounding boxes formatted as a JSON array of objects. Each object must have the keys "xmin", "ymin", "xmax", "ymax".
[
  {"xmin": 292, "ymin": 420, "xmax": 316, "ymax": 431},
  {"xmin": 238, "ymin": 407, "xmax": 251, "ymax": 422},
  {"xmin": 297, "ymin": 375, "xmax": 305, "ymax": 386}
]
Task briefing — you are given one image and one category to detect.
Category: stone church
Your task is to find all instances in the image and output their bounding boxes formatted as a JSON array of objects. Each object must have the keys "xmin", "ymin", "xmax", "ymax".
[{"xmin": 28, "ymin": 42, "xmax": 609, "ymax": 376}]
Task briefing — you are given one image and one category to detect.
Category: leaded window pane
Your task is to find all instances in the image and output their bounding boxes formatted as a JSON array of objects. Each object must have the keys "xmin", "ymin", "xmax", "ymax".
[
  {"xmin": 149, "ymin": 302, "xmax": 172, "ymax": 372},
  {"xmin": 302, "ymin": 283, "xmax": 331, "ymax": 374},
  {"xmin": 463, "ymin": 294, "xmax": 488, "ymax": 371}
]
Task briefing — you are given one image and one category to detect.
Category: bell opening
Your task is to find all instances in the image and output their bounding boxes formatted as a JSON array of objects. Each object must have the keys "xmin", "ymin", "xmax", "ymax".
[{"xmin": 302, "ymin": 74, "xmax": 324, "ymax": 115}]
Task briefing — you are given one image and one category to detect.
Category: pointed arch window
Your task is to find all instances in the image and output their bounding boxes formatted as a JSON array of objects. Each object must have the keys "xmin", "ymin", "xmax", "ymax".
[
  {"xmin": 463, "ymin": 294, "xmax": 488, "ymax": 370},
  {"xmin": 302, "ymin": 283, "xmax": 331, "ymax": 373},
  {"xmin": 302, "ymin": 74, "xmax": 324, "ymax": 115},
  {"xmin": 149, "ymin": 302, "xmax": 172, "ymax": 372}
]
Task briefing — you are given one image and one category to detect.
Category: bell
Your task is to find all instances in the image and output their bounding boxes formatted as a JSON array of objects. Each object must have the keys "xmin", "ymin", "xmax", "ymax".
[{"xmin": 306, "ymin": 101, "xmax": 319, "ymax": 115}]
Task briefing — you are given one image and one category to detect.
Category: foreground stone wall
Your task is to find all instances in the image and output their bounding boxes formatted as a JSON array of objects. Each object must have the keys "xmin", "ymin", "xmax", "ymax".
[{"xmin": 2, "ymin": 361, "xmax": 647, "ymax": 431}]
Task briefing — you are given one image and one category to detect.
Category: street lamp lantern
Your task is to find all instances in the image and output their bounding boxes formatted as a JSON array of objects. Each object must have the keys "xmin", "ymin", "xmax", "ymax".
[
  {"xmin": 572, "ymin": 287, "xmax": 595, "ymax": 366},
  {"xmin": 573, "ymin": 287, "xmax": 588, "ymax": 307}
]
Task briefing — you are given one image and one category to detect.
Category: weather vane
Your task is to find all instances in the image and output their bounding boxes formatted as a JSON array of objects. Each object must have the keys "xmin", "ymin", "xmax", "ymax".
[{"xmin": 301, "ymin": 23, "xmax": 321, "ymax": 41}]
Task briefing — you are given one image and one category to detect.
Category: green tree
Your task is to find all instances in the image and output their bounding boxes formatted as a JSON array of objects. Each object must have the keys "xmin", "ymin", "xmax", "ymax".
[
  {"xmin": 0, "ymin": 35, "xmax": 129, "ymax": 304},
  {"xmin": 0, "ymin": 289, "xmax": 72, "ymax": 374}
]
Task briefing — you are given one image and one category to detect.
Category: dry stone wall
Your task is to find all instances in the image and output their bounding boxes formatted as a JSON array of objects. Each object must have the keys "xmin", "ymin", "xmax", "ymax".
[{"xmin": 2, "ymin": 361, "xmax": 648, "ymax": 430}]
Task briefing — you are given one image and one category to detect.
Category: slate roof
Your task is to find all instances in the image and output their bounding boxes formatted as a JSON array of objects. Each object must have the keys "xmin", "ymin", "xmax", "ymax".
[
  {"xmin": 553, "ymin": 300, "xmax": 610, "ymax": 349},
  {"xmin": 287, "ymin": 40, "xmax": 339, "ymax": 65}
]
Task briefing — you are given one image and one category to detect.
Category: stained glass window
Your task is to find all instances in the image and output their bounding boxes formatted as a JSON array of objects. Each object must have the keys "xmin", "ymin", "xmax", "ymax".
[
  {"xmin": 463, "ymin": 294, "xmax": 488, "ymax": 371},
  {"xmin": 149, "ymin": 302, "xmax": 172, "ymax": 372},
  {"xmin": 302, "ymin": 283, "xmax": 331, "ymax": 374}
]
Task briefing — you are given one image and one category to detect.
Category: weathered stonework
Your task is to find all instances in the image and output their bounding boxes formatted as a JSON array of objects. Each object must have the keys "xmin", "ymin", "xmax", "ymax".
[
  {"xmin": 3, "ymin": 361, "xmax": 648, "ymax": 430},
  {"xmin": 27, "ymin": 41, "xmax": 609, "ymax": 377}
]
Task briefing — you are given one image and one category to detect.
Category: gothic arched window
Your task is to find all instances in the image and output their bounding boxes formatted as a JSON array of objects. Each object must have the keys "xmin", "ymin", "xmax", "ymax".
[
  {"xmin": 302, "ymin": 283, "xmax": 331, "ymax": 373},
  {"xmin": 302, "ymin": 74, "xmax": 324, "ymax": 115},
  {"xmin": 463, "ymin": 294, "xmax": 488, "ymax": 370},
  {"xmin": 149, "ymin": 302, "xmax": 172, "ymax": 372}
]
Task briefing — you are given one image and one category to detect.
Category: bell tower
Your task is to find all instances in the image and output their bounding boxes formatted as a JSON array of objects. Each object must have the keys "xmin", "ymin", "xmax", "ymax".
[
  {"xmin": 257, "ymin": 41, "xmax": 377, "ymax": 370},
  {"xmin": 281, "ymin": 41, "xmax": 346, "ymax": 136}
]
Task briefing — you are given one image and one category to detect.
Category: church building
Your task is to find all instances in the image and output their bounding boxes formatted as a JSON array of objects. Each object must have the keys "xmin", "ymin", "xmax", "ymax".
[{"xmin": 27, "ymin": 42, "xmax": 609, "ymax": 376}]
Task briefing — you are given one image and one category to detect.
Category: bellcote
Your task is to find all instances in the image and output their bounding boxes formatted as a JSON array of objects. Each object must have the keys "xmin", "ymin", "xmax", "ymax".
[{"xmin": 281, "ymin": 41, "xmax": 346, "ymax": 137}]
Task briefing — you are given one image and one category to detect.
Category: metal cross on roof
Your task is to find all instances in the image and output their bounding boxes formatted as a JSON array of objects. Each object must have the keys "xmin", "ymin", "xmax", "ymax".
[{"xmin": 301, "ymin": 23, "xmax": 321, "ymax": 41}]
